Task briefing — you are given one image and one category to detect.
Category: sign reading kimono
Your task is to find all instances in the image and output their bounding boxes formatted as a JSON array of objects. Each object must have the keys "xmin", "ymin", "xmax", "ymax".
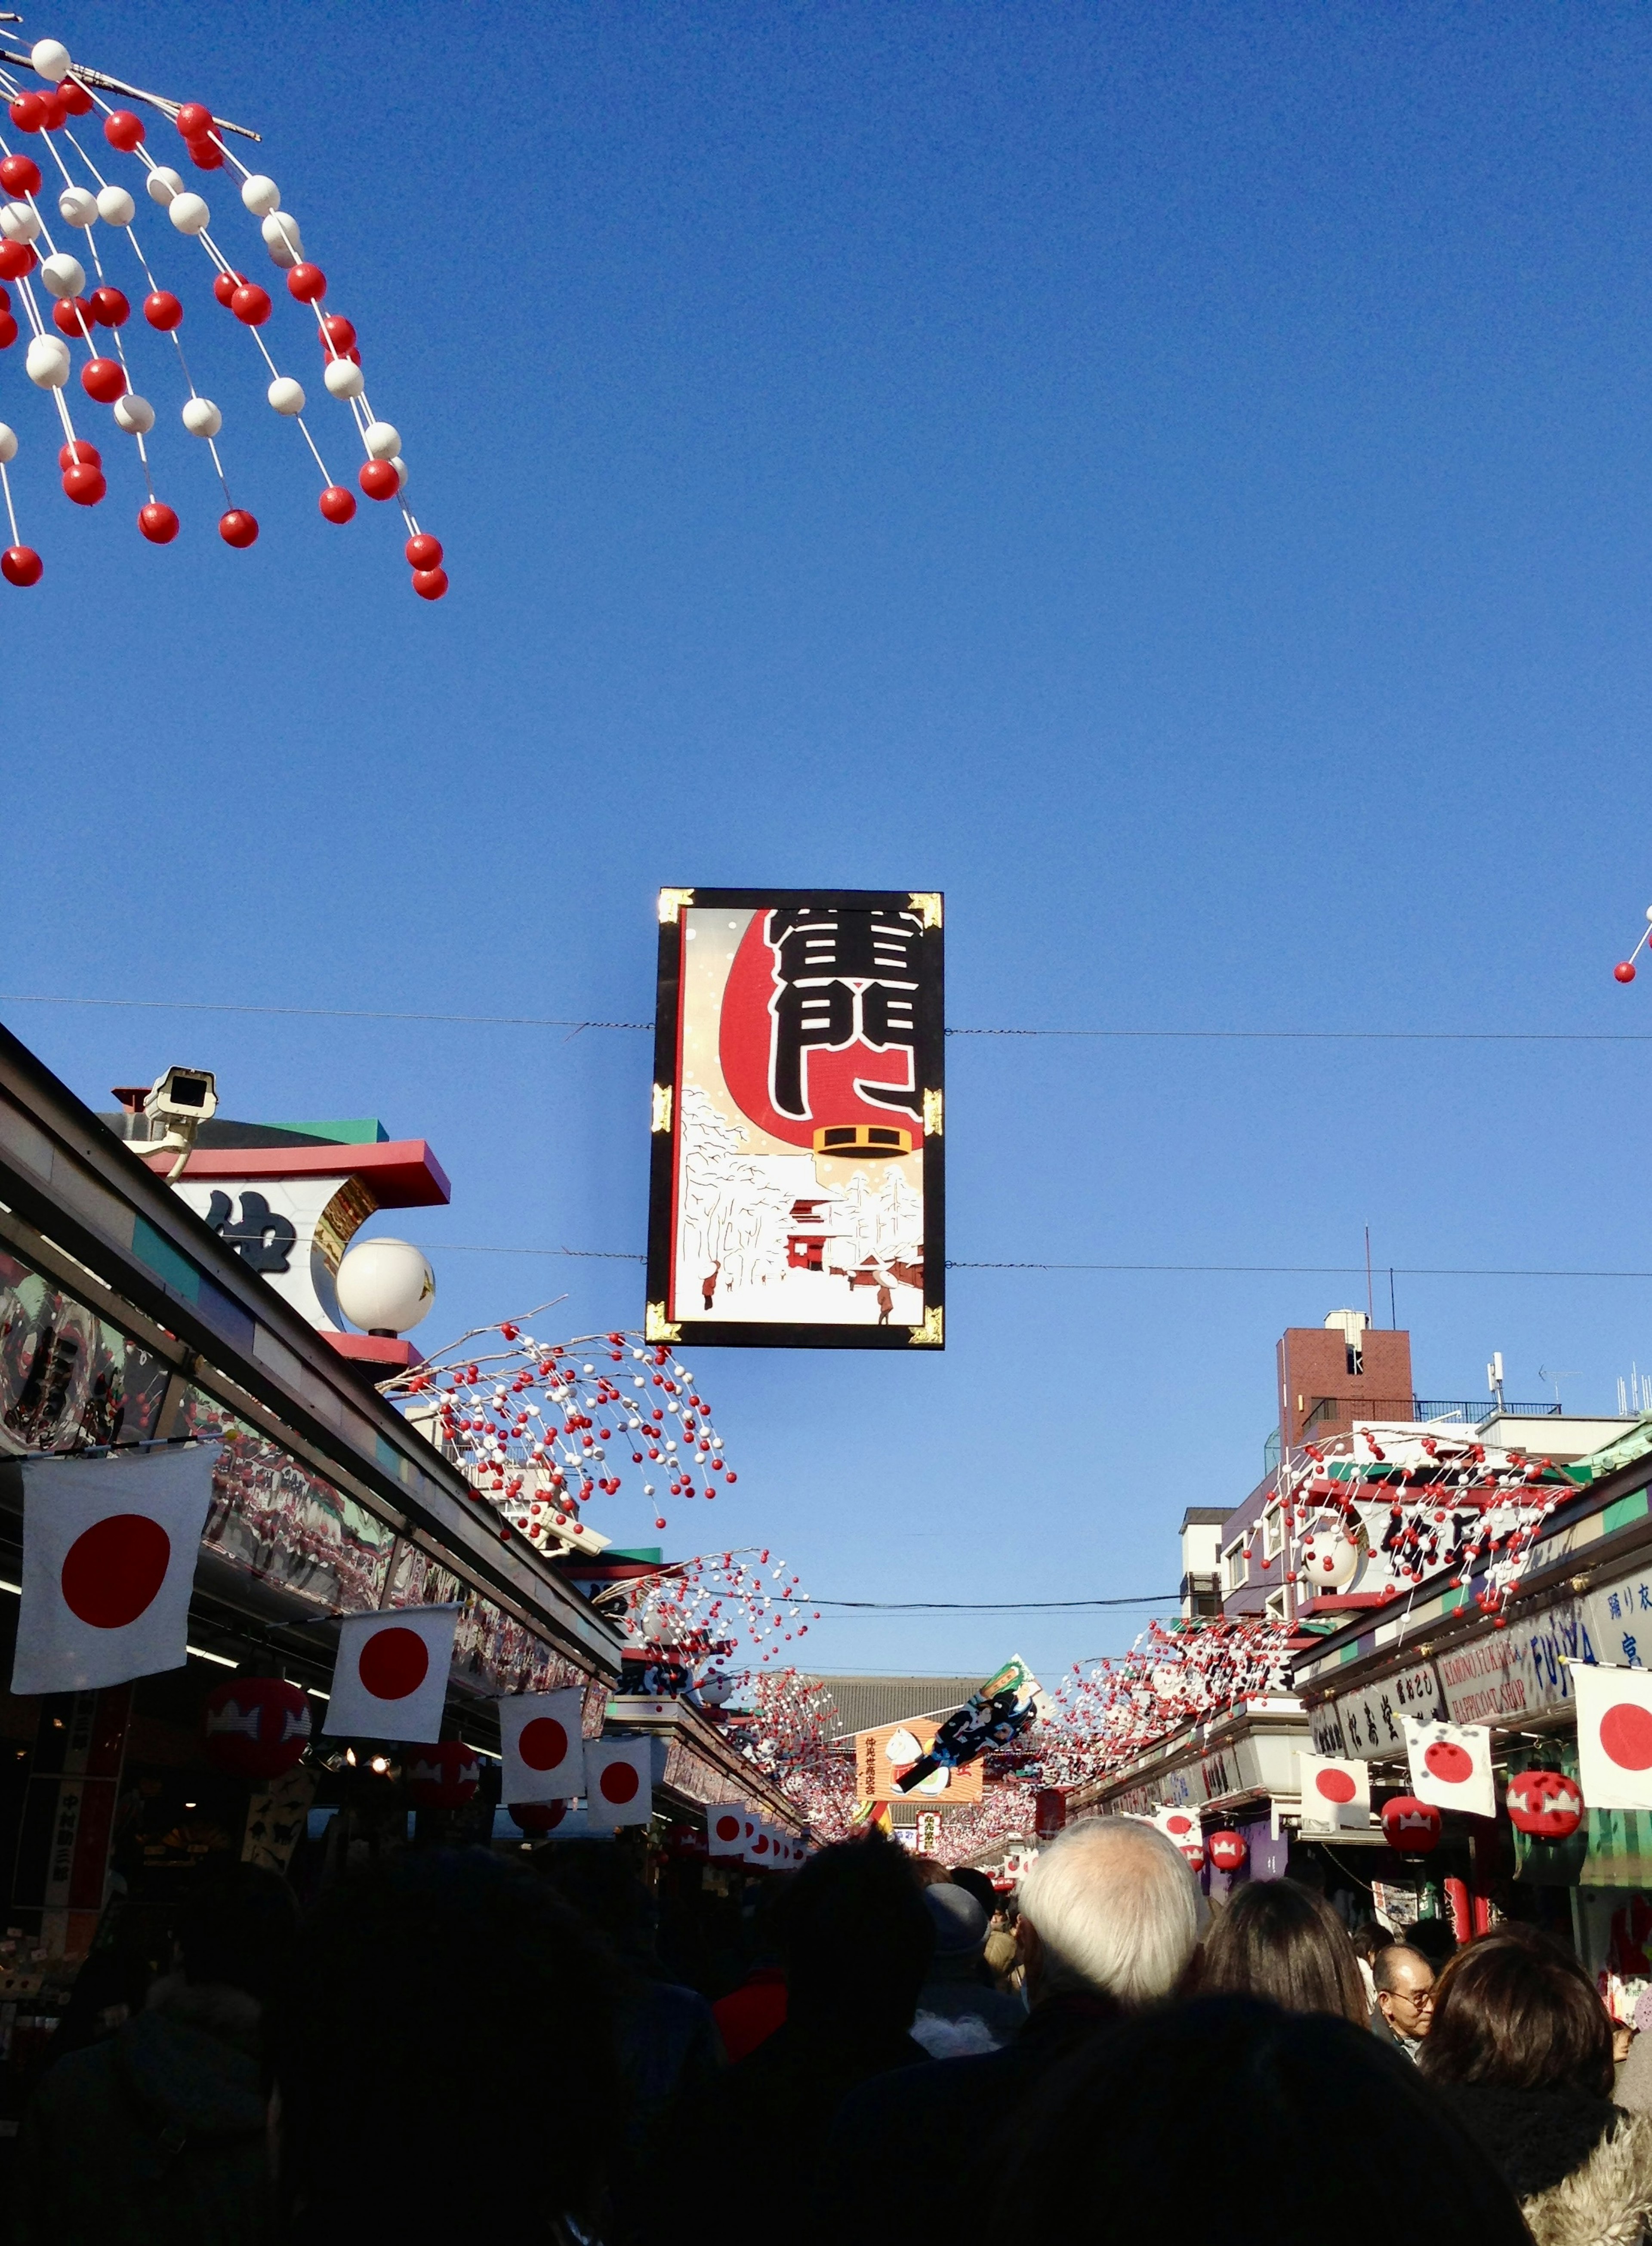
[
  {"xmin": 1295, "ymin": 1753, "xmax": 1371, "ymax": 1834},
  {"xmin": 321, "ymin": 1605, "xmax": 459, "ymax": 1741},
  {"xmin": 1403, "ymin": 1717, "xmax": 1496, "ymax": 1820},
  {"xmin": 12, "ymin": 1444, "xmax": 219, "ymax": 1695},
  {"xmin": 1573, "ymin": 1663, "xmax": 1652, "ymax": 1814},
  {"xmin": 583, "ymin": 1739, "xmax": 653, "ymax": 1827},
  {"xmin": 497, "ymin": 1687, "xmax": 585, "ymax": 1803},
  {"xmin": 646, "ymin": 888, "xmax": 945, "ymax": 1349}
]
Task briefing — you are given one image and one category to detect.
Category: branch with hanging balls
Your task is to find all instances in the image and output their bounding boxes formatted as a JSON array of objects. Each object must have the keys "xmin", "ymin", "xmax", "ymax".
[{"xmin": 1615, "ymin": 906, "xmax": 1652, "ymax": 983}]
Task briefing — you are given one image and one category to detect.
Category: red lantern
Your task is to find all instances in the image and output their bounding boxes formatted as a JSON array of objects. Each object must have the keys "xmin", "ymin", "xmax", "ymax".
[
  {"xmin": 201, "ymin": 1675, "xmax": 311, "ymax": 1778},
  {"xmin": 509, "ymin": 1799, "xmax": 566, "ymax": 1836},
  {"xmin": 1034, "ymin": 1787, "xmax": 1066, "ymax": 1840},
  {"xmin": 1381, "ymin": 1795, "xmax": 1442, "ymax": 1855},
  {"xmin": 1507, "ymin": 1768, "xmax": 1584, "ymax": 1841},
  {"xmin": 1207, "ymin": 1829, "xmax": 1248, "ymax": 1873},
  {"xmin": 406, "ymin": 1740, "xmax": 481, "ymax": 1810}
]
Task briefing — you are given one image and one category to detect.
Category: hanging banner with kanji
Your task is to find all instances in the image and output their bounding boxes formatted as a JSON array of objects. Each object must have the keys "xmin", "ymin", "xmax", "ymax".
[{"xmin": 647, "ymin": 888, "xmax": 945, "ymax": 1349}]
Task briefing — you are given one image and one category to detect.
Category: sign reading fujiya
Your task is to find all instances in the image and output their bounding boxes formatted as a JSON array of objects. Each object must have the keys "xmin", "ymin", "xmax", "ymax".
[{"xmin": 647, "ymin": 890, "xmax": 945, "ymax": 1349}]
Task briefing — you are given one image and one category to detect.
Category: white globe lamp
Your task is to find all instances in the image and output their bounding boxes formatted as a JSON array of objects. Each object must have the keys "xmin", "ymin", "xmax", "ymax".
[{"xmin": 335, "ymin": 1238, "xmax": 435, "ymax": 1335}]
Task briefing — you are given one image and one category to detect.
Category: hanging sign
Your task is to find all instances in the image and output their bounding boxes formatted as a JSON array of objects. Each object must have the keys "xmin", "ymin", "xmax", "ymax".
[
  {"xmin": 646, "ymin": 888, "xmax": 945, "ymax": 1349},
  {"xmin": 854, "ymin": 1717, "xmax": 984, "ymax": 1805},
  {"xmin": 1309, "ymin": 1661, "xmax": 1443, "ymax": 1759}
]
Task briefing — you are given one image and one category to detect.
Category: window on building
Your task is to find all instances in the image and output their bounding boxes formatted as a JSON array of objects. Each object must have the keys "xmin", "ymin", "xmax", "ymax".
[
  {"xmin": 1262, "ymin": 1505, "xmax": 1284, "ymax": 1559},
  {"xmin": 1222, "ymin": 1538, "xmax": 1248, "ymax": 1594},
  {"xmin": 1346, "ymin": 1343, "xmax": 1364, "ymax": 1377},
  {"xmin": 1265, "ymin": 1588, "xmax": 1287, "ymax": 1621}
]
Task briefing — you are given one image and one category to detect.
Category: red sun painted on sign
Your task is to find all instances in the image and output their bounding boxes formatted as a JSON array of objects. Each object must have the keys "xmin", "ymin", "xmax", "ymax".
[
  {"xmin": 1164, "ymin": 1813, "xmax": 1194, "ymax": 1836},
  {"xmin": 1600, "ymin": 1703, "xmax": 1652, "ymax": 1772},
  {"xmin": 519, "ymin": 1717, "xmax": 570, "ymax": 1771},
  {"xmin": 357, "ymin": 1626, "xmax": 430, "ymax": 1701},
  {"xmin": 1315, "ymin": 1768, "xmax": 1357, "ymax": 1803},
  {"xmin": 715, "ymin": 1813, "xmax": 741, "ymax": 1842},
  {"xmin": 61, "ymin": 1513, "xmax": 171, "ymax": 1630},
  {"xmin": 598, "ymin": 1761, "xmax": 640, "ymax": 1805},
  {"xmin": 1424, "ymin": 1741, "xmax": 1474, "ymax": 1785}
]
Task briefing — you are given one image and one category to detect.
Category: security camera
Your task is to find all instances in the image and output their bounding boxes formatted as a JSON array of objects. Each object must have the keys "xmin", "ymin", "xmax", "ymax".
[{"xmin": 141, "ymin": 1066, "xmax": 218, "ymax": 1180}]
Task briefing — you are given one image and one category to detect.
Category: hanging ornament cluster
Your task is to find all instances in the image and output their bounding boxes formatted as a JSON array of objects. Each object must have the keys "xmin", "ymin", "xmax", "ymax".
[
  {"xmin": 1040, "ymin": 1617, "xmax": 1301, "ymax": 1788},
  {"xmin": 1613, "ymin": 905, "xmax": 1652, "ymax": 983},
  {"xmin": 0, "ymin": 36, "xmax": 444, "ymax": 593},
  {"xmin": 610, "ymin": 1547, "xmax": 818, "ymax": 1680}
]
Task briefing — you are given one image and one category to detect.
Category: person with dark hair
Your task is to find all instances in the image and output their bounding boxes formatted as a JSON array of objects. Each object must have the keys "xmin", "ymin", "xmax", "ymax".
[
  {"xmin": 988, "ymin": 1995, "xmax": 1529, "ymax": 2245},
  {"xmin": 947, "ymin": 1866, "xmax": 999, "ymax": 1919},
  {"xmin": 1420, "ymin": 1925, "xmax": 1652, "ymax": 2241},
  {"xmin": 1195, "ymin": 1879, "xmax": 1368, "ymax": 2025},
  {"xmin": 12, "ymin": 1863, "xmax": 298, "ymax": 2246},
  {"xmin": 266, "ymin": 1850, "xmax": 621, "ymax": 2246},
  {"xmin": 912, "ymin": 1884, "xmax": 1026, "ymax": 2052},
  {"xmin": 1371, "ymin": 1942, "xmax": 1435, "ymax": 2057}
]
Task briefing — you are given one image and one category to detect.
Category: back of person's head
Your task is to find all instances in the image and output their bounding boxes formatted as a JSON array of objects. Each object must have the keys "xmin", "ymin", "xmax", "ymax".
[
  {"xmin": 539, "ymin": 1838, "xmax": 657, "ymax": 1965},
  {"xmin": 177, "ymin": 1862, "xmax": 298, "ymax": 2006},
  {"xmin": 1016, "ymin": 1817, "xmax": 1199, "ymax": 2006},
  {"xmin": 1196, "ymin": 1879, "xmax": 1368, "ymax": 2026},
  {"xmin": 267, "ymin": 1850, "xmax": 620, "ymax": 2246},
  {"xmin": 776, "ymin": 1834, "xmax": 933, "ymax": 2034},
  {"xmin": 1420, "ymin": 1926, "xmax": 1613, "ymax": 2096},
  {"xmin": 992, "ymin": 1997, "xmax": 1528, "ymax": 2244},
  {"xmin": 1348, "ymin": 1918, "xmax": 1391, "ymax": 1966},
  {"xmin": 949, "ymin": 1866, "xmax": 999, "ymax": 1918},
  {"xmin": 923, "ymin": 1881, "xmax": 988, "ymax": 1966}
]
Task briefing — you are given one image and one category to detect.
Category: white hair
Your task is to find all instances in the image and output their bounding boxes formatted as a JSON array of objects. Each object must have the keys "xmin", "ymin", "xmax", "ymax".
[{"xmin": 1017, "ymin": 1817, "xmax": 1199, "ymax": 2006}]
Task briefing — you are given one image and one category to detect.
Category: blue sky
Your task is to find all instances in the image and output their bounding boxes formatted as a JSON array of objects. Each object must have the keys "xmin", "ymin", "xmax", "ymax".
[{"xmin": 9, "ymin": 1, "xmax": 1652, "ymax": 1688}]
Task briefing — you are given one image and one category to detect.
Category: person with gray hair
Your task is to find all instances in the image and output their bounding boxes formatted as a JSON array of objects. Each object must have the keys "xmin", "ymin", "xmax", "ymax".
[{"xmin": 1014, "ymin": 1817, "xmax": 1202, "ymax": 2008}]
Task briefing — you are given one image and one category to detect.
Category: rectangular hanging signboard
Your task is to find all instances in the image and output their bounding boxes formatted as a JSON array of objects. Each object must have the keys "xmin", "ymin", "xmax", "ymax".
[{"xmin": 646, "ymin": 888, "xmax": 945, "ymax": 1349}]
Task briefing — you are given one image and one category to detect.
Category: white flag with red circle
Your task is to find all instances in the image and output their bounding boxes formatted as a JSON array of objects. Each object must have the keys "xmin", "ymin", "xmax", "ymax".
[
  {"xmin": 322, "ymin": 1606, "xmax": 459, "ymax": 1742},
  {"xmin": 12, "ymin": 1445, "xmax": 219, "ymax": 1695},
  {"xmin": 1403, "ymin": 1716, "xmax": 1495, "ymax": 1820},
  {"xmin": 1573, "ymin": 1662, "xmax": 1652, "ymax": 1812},
  {"xmin": 707, "ymin": 1804, "xmax": 747, "ymax": 1857},
  {"xmin": 1296, "ymin": 1752, "xmax": 1371, "ymax": 1833},
  {"xmin": 746, "ymin": 1818, "xmax": 778, "ymax": 1866},
  {"xmin": 498, "ymin": 1688, "xmax": 585, "ymax": 1802},
  {"xmin": 584, "ymin": 1738, "xmax": 653, "ymax": 1827}
]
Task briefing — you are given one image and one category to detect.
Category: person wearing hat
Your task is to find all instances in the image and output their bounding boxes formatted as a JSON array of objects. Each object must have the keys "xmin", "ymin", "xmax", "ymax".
[{"xmin": 911, "ymin": 1883, "xmax": 1027, "ymax": 2054}]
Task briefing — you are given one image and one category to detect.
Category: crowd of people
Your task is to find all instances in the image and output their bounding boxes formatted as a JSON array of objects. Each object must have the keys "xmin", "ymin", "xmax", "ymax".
[{"xmin": 8, "ymin": 1821, "xmax": 1652, "ymax": 2244}]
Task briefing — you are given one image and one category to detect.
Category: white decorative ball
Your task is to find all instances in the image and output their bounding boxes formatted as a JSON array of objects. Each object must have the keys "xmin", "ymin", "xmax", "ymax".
[
  {"xmin": 266, "ymin": 375, "xmax": 305, "ymax": 416},
  {"xmin": 96, "ymin": 185, "xmax": 136, "ymax": 227},
  {"xmin": 1301, "ymin": 1527, "xmax": 1359, "ymax": 1589},
  {"xmin": 335, "ymin": 1238, "xmax": 435, "ymax": 1334},
  {"xmin": 1151, "ymin": 1664, "xmax": 1182, "ymax": 1700},
  {"xmin": 323, "ymin": 356, "xmax": 364, "ymax": 399},
  {"xmin": 241, "ymin": 173, "xmax": 281, "ymax": 217},
  {"xmin": 30, "ymin": 39, "xmax": 71, "ymax": 81},
  {"xmin": 113, "ymin": 393, "xmax": 155, "ymax": 435},
  {"xmin": 57, "ymin": 187, "xmax": 97, "ymax": 229},
  {"xmin": 262, "ymin": 211, "xmax": 302, "ymax": 267},
  {"xmin": 40, "ymin": 252, "xmax": 85, "ymax": 299},
  {"xmin": 391, "ymin": 456, "xmax": 408, "ymax": 490},
  {"xmin": 168, "ymin": 192, "xmax": 210, "ymax": 236},
  {"xmin": 25, "ymin": 335, "xmax": 70, "ymax": 389},
  {"xmin": 146, "ymin": 166, "xmax": 183, "ymax": 206},
  {"xmin": 363, "ymin": 419, "xmax": 401, "ymax": 461},
  {"xmin": 0, "ymin": 424, "xmax": 16, "ymax": 465},
  {"xmin": 0, "ymin": 202, "xmax": 42, "ymax": 245},
  {"xmin": 182, "ymin": 395, "xmax": 222, "ymax": 437}
]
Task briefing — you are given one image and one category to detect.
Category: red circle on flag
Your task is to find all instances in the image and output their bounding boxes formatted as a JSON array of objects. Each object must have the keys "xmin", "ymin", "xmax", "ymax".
[
  {"xmin": 1165, "ymin": 1813, "xmax": 1193, "ymax": 1835},
  {"xmin": 519, "ymin": 1717, "xmax": 568, "ymax": 1770},
  {"xmin": 61, "ymin": 1513, "xmax": 171, "ymax": 1629},
  {"xmin": 1601, "ymin": 1701, "xmax": 1652, "ymax": 1771},
  {"xmin": 1424, "ymin": 1741, "xmax": 1473, "ymax": 1784},
  {"xmin": 715, "ymin": 1813, "xmax": 741, "ymax": 1841},
  {"xmin": 598, "ymin": 1760, "xmax": 640, "ymax": 1805},
  {"xmin": 1316, "ymin": 1768, "xmax": 1357, "ymax": 1803},
  {"xmin": 358, "ymin": 1626, "xmax": 429, "ymax": 1701}
]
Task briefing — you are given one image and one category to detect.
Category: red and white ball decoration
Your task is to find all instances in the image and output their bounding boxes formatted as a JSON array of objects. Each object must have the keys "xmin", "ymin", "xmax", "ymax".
[
  {"xmin": 1206, "ymin": 1828, "xmax": 1248, "ymax": 1873},
  {"xmin": 1043, "ymin": 1618, "xmax": 1299, "ymax": 1788},
  {"xmin": 1613, "ymin": 906, "xmax": 1652, "ymax": 985},
  {"xmin": 1298, "ymin": 1522, "xmax": 1359, "ymax": 1592},
  {"xmin": 1506, "ymin": 1768, "xmax": 1584, "ymax": 1842},
  {"xmin": 1381, "ymin": 1794, "xmax": 1442, "ymax": 1855},
  {"xmin": 0, "ymin": 36, "xmax": 444, "ymax": 593}
]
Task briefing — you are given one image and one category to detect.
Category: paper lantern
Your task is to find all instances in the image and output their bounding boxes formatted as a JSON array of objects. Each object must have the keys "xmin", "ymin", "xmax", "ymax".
[
  {"xmin": 201, "ymin": 1674, "xmax": 311, "ymax": 1778},
  {"xmin": 406, "ymin": 1740, "xmax": 481, "ymax": 1810},
  {"xmin": 1034, "ymin": 1787, "xmax": 1066, "ymax": 1839},
  {"xmin": 509, "ymin": 1799, "xmax": 566, "ymax": 1836},
  {"xmin": 1506, "ymin": 1768, "xmax": 1583, "ymax": 1842},
  {"xmin": 1300, "ymin": 1528, "xmax": 1359, "ymax": 1590},
  {"xmin": 1381, "ymin": 1794, "xmax": 1442, "ymax": 1855},
  {"xmin": 1206, "ymin": 1829, "xmax": 1248, "ymax": 1873}
]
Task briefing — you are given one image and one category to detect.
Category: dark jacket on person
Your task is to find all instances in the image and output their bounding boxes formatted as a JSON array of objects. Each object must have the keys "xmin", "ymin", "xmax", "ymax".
[
  {"xmin": 1439, "ymin": 2081, "xmax": 1652, "ymax": 2246},
  {"xmin": 10, "ymin": 1975, "xmax": 269, "ymax": 2246}
]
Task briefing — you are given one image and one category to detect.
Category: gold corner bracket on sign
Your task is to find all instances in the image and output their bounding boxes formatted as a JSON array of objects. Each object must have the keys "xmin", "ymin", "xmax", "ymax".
[
  {"xmin": 908, "ymin": 1305, "xmax": 944, "ymax": 1348},
  {"xmin": 658, "ymin": 888, "xmax": 695, "ymax": 925},
  {"xmin": 907, "ymin": 892, "xmax": 943, "ymax": 930},
  {"xmin": 922, "ymin": 1087, "xmax": 943, "ymax": 1138},
  {"xmin": 651, "ymin": 1084, "xmax": 673, "ymax": 1134},
  {"xmin": 644, "ymin": 1303, "xmax": 682, "ymax": 1343}
]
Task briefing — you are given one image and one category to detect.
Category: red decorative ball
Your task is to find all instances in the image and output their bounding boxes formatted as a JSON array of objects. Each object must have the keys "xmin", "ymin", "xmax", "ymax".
[
  {"xmin": 1206, "ymin": 1829, "xmax": 1248, "ymax": 1873},
  {"xmin": 219, "ymin": 509, "xmax": 259, "ymax": 549},
  {"xmin": 1615, "ymin": 962, "xmax": 1637, "ymax": 984},
  {"xmin": 104, "ymin": 110, "xmax": 145, "ymax": 152},
  {"xmin": 0, "ymin": 154, "xmax": 42, "ymax": 195},
  {"xmin": 138, "ymin": 502, "xmax": 180, "ymax": 545},
  {"xmin": 318, "ymin": 484, "xmax": 357, "ymax": 524},
  {"xmin": 287, "ymin": 262, "xmax": 327, "ymax": 303},
  {"xmin": 61, "ymin": 79, "xmax": 93, "ymax": 118},
  {"xmin": 213, "ymin": 270, "xmax": 243, "ymax": 309},
  {"xmin": 320, "ymin": 313, "xmax": 357, "ymax": 353},
  {"xmin": 52, "ymin": 297, "xmax": 92, "ymax": 338},
  {"xmin": 42, "ymin": 91, "xmax": 69, "ymax": 132},
  {"xmin": 0, "ymin": 242, "xmax": 38, "ymax": 281},
  {"xmin": 359, "ymin": 459, "xmax": 399, "ymax": 501},
  {"xmin": 58, "ymin": 442, "xmax": 101, "ymax": 471},
  {"xmin": 9, "ymin": 92, "xmax": 48, "ymax": 133},
  {"xmin": 509, "ymin": 1800, "xmax": 567, "ymax": 1836},
  {"xmin": 231, "ymin": 283, "xmax": 272, "ymax": 327},
  {"xmin": 174, "ymin": 102, "xmax": 215, "ymax": 139},
  {"xmin": 412, "ymin": 567, "xmax": 449, "ymax": 601},
  {"xmin": 185, "ymin": 135, "xmax": 223, "ymax": 171},
  {"xmin": 405, "ymin": 532, "xmax": 443, "ymax": 570},
  {"xmin": 1507, "ymin": 1768, "xmax": 1583, "ymax": 1842},
  {"xmin": 0, "ymin": 315, "xmax": 15, "ymax": 350},
  {"xmin": 90, "ymin": 287, "xmax": 130, "ymax": 329},
  {"xmin": 1, "ymin": 545, "xmax": 42, "ymax": 587},
  {"xmin": 406, "ymin": 1739, "xmax": 482, "ymax": 1811},
  {"xmin": 81, "ymin": 357, "xmax": 126, "ymax": 404},
  {"xmin": 62, "ymin": 463, "xmax": 107, "ymax": 507},
  {"xmin": 1381, "ymin": 1794, "xmax": 1442, "ymax": 1855},
  {"xmin": 201, "ymin": 1673, "xmax": 311, "ymax": 1776},
  {"xmin": 143, "ymin": 290, "xmax": 184, "ymax": 331}
]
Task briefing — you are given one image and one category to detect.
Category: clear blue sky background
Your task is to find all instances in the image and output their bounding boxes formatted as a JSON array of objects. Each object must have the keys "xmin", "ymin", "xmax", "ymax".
[{"xmin": 8, "ymin": 1, "xmax": 1652, "ymax": 1689}]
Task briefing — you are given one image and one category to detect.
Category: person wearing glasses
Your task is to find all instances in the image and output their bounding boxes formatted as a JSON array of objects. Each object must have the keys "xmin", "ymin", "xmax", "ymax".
[{"xmin": 1372, "ymin": 1944, "xmax": 1436, "ymax": 2058}]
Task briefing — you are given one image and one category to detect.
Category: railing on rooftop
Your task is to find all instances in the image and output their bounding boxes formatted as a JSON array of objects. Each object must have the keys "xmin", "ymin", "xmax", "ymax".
[{"xmin": 1302, "ymin": 1394, "xmax": 1563, "ymax": 1432}]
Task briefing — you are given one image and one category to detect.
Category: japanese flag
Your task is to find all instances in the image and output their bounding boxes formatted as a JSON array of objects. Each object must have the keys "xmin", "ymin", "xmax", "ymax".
[
  {"xmin": 1574, "ymin": 1662, "xmax": 1652, "ymax": 1812},
  {"xmin": 12, "ymin": 1445, "xmax": 219, "ymax": 1695},
  {"xmin": 1296, "ymin": 1753, "xmax": 1372, "ymax": 1834},
  {"xmin": 747, "ymin": 1819, "xmax": 777, "ymax": 1866},
  {"xmin": 323, "ymin": 1606, "xmax": 459, "ymax": 1742},
  {"xmin": 1404, "ymin": 1717, "xmax": 1495, "ymax": 1820},
  {"xmin": 498, "ymin": 1688, "xmax": 585, "ymax": 1802},
  {"xmin": 707, "ymin": 1805, "xmax": 747, "ymax": 1857},
  {"xmin": 583, "ymin": 1739, "xmax": 653, "ymax": 1827}
]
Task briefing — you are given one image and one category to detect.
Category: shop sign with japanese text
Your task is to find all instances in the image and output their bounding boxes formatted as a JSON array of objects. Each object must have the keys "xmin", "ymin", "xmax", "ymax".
[
  {"xmin": 1310, "ymin": 1661, "xmax": 1442, "ymax": 1759},
  {"xmin": 1436, "ymin": 1600, "xmax": 1582, "ymax": 1725}
]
